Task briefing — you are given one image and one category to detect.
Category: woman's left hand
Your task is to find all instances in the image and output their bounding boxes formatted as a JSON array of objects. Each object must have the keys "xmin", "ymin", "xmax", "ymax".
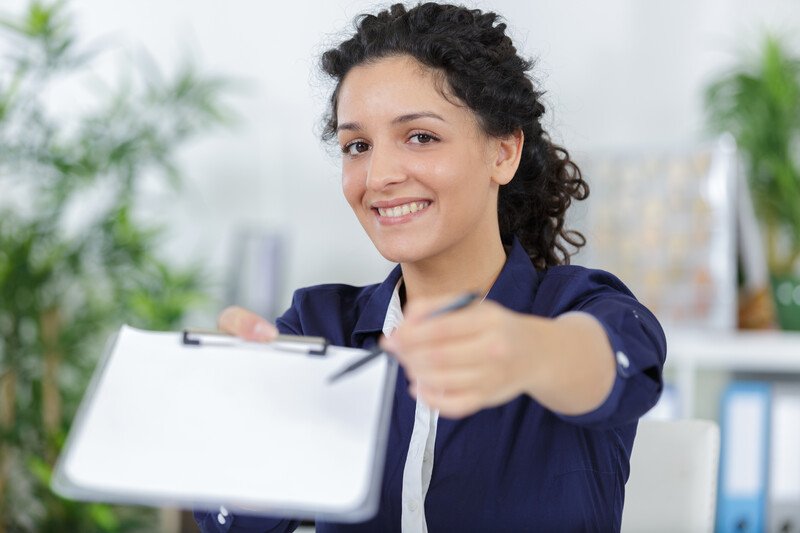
[{"xmin": 381, "ymin": 296, "xmax": 538, "ymax": 419}]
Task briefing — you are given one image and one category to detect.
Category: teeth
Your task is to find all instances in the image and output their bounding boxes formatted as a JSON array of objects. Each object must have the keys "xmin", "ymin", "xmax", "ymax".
[{"xmin": 377, "ymin": 201, "xmax": 429, "ymax": 217}]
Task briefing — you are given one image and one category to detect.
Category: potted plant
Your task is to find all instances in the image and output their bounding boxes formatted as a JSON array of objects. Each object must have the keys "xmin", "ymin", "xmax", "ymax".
[
  {"xmin": 0, "ymin": 1, "xmax": 231, "ymax": 530},
  {"xmin": 706, "ymin": 35, "xmax": 800, "ymax": 330}
]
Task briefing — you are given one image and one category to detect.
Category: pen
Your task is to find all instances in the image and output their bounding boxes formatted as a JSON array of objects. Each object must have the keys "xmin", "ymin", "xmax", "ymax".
[{"xmin": 327, "ymin": 291, "xmax": 480, "ymax": 384}]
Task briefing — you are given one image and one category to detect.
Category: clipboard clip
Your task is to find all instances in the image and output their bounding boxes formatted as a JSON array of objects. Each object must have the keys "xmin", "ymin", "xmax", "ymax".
[{"xmin": 182, "ymin": 329, "xmax": 329, "ymax": 356}]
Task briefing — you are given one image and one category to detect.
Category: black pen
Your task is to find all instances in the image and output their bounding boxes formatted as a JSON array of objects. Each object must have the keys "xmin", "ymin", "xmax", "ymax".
[{"xmin": 327, "ymin": 292, "xmax": 480, "ymax": 384}]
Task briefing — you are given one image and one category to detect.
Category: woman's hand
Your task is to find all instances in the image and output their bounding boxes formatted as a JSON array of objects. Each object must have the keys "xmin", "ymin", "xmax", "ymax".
[
  {"xmin": 382, "ymin": 296, "xmax": 617, "ymax": 419},
  {"xmin": 381, "ymin": 297, "xmax": 538, "ymax": 419},
  {"xmin": 217, "ymin": 306, "xmax": 278, "ymax": 342}
]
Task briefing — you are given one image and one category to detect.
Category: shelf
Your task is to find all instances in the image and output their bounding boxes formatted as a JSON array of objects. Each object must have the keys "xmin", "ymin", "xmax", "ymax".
[
  {"xmin": 666, "ymin": 329, "xmax": 800, "ymax": 373},
  {"xmin": 662, "ymin": 329, "xmax": 800, "ymax": 417}
]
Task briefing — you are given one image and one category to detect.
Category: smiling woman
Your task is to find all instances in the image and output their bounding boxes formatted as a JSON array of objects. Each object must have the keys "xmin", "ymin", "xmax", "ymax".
[
  {"xmin": 336, "ymin": 55, "xmax": 518, "ymax": 288},
  {"xmin": 194, "ymin": 3, "xmax": 666, "ymax": 532}
]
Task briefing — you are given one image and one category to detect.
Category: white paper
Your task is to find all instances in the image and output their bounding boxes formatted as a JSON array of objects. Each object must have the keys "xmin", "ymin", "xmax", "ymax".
[{"xmin": 54, "ymin": 325, "xmax": 395, "ymax": 520}]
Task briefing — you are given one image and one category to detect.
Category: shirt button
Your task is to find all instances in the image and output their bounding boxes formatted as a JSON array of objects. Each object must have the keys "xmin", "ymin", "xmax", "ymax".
[
  {"xmin": 408, "ymin": 499, "xmax": 418, "ymax": 512},
  {"xmin": 616, "ymin": 351, "xmax": 630, "ymax": 369},
  {"xmin": 217, "ymin": 513, "xmax": 226, "ymax": 525},
  {"xmin": 423, "ymin": 452, "xmax": 433, "ymax": 463}
]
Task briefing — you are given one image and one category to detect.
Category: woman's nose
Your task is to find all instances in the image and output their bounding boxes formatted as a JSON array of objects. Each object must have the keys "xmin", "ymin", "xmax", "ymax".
[{"xmin": 365, "ymin": 144, "xmax": 406, "ymax": 191}]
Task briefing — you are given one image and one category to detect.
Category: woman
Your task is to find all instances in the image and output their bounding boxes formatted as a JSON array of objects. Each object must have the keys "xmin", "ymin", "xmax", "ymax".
[{"xmin": 196, "ymin": 3, "xmax": 666, "ymax": 531}]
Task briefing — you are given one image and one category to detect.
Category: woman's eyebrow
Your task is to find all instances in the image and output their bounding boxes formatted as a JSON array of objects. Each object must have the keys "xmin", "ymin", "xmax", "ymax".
[
  {"xmin": 337, "ymin": 111, "xmax": 447, "ymax": 134},
  {"xmin": 391, "ymin": 111, "xmax": 446, "ymax": 125},
  {"xmin": 337, "ymin": 121, "xmax": 363, "ymax": 133}
]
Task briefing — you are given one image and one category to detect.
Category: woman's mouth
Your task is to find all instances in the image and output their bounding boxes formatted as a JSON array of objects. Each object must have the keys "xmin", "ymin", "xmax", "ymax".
[{"xmin": 375, "ymin": 201, "xmax": 431, "ymax": 218}]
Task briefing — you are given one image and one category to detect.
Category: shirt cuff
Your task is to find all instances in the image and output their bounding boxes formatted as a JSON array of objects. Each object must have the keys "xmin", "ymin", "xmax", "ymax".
[{"xmin": 556, "ymin": 306, "xmax": 664, "ymax": 428}]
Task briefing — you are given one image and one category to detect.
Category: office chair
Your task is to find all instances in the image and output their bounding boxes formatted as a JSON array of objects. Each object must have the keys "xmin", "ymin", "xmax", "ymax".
[{"xmin": 621, "ymin": 419, "xmax": 720, "ymax": 533}]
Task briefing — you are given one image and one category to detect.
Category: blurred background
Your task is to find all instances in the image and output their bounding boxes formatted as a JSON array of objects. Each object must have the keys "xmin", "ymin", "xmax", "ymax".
[
  {"xmin": 4, "ymin": 0, "xmax": 798, "ymax": 309},
  {"xmin": 1, "ymin": 0, "xmax": 799, "ymax": 532}
]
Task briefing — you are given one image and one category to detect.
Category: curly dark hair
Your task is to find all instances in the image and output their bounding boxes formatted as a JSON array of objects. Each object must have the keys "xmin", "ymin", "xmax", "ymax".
[{"xmin": 320, "ymin": 2, "xmax": 588, "ymax": 269}]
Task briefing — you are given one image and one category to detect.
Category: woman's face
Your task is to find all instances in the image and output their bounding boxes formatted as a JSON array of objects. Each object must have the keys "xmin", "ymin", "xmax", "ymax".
[{"xmin": 336, "ymin": 55, "xmax": 511, "ymax": 266}]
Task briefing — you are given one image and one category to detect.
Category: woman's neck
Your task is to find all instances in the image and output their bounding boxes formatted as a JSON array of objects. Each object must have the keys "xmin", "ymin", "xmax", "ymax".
[{"xmin": 400, "ymin": 235, "xmax": 508, "ymax": 306}]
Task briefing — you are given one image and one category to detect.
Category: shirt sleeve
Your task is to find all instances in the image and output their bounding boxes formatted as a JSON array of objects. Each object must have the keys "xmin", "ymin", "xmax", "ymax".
[
  {"xmin": 274, "ymin": 291, "xmax": 303, "ymax": 335},
  {"xmin": 545, "ymin": 268, "xmax": 667, "ymax": 429}
]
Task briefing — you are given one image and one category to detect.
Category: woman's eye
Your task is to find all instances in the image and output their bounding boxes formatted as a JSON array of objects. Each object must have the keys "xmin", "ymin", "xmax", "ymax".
[
  {"xmin": 409, "ymin": 133, "xmax": 437, "ymax": 145},
  {"xmin": 343, "ymin": 141, "xmax": 370, "ymax": 155}
]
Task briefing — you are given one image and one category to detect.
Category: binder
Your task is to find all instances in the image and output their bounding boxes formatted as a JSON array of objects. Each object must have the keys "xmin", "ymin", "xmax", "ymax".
[
  {"xmin": 716, "ymin": 381, "xmax": 771, "ymax": 533},
  {"xmin": 768, "ymin": 383, "xmax": 800, "ymax": 533},
  {"xmin": 52, "ymin": 325, "xmax": 398, "ymax": 523}
]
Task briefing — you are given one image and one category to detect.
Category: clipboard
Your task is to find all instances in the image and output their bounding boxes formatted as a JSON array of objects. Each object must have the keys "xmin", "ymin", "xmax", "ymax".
[{"xmin": 52, "ymin": 325, "xmax": 398, "ymax": 523}]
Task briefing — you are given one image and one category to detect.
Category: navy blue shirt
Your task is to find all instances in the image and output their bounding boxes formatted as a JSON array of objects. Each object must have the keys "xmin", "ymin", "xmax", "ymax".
[{"xmin": 195, "ymin": 238, "xmax": 666, "ymax": 532}]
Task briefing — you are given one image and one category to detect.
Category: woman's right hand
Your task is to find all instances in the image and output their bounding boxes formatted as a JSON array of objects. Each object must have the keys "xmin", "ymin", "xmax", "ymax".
[{"xmin": 217, "ymin": 306, "xmax": 278, "ymax": 342}]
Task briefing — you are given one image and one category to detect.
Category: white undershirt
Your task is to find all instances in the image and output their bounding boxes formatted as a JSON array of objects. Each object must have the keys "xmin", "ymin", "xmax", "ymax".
[{"xmin": 382, "ymin": 280, "xmax": 439, "ymax": 533}]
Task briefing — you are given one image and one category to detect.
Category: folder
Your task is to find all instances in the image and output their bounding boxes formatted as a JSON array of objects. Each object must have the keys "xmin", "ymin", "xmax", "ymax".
[
  {"xmin": 768, "ymin": 383, "xmax": 800, "ymax": 533},
  {"xmin": 716, "ymin": 381, "xmax": 771, "ymax": 533},
  {"xmin": 52, "ymin": 325, "xmax": 398, "ymax": 523}
]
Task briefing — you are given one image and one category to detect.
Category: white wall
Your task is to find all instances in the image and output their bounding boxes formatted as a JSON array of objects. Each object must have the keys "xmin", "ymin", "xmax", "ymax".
[{"xmin": 4, "ymin": 0, "xmax": 800, "ymax": 318}]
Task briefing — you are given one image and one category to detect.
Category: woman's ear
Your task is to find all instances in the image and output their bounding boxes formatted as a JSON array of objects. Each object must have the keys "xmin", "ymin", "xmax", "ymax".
[{"xmin": 491, "ymin": 129, "xmax": 524, "ymax": 186}]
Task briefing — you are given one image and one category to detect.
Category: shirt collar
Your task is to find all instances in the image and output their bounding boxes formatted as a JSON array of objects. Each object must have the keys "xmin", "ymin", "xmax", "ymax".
[
  {"xmin": 350, "ymin": 237, "xmax": 540, "ymax": 345},
  {"xmin": 351, "ymin": 264, "xmax": 403, "ymax": 347},
  {"xmin": 485, "ymin": 236, "xmax": 541, "ymax": 314}
]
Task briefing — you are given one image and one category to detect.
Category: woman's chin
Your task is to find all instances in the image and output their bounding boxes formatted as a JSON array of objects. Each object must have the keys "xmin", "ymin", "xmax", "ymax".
[{"xmin": 373, "ymin": 241, "xmax": 430, "ymax": 265}]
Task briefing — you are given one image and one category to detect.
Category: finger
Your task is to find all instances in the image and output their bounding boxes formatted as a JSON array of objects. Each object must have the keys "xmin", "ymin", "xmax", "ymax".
[
  {"xmin": 421, "ymin": 388, "xmax": 484, "ymax": 419},
  {"xmin": 401, "ymin": 343, "xmax": 498, "ymax": 405},
  {"xmin": 410, "ymin": 376, "xmax": 494, "ymax": 418},
  {"xmin": 217, "ymin": 306, "xmax": 277, "ymax": 341},
  {"xmin": 390, "ymin": 305, "xmax": 486, "ymax": 353},
  {"xmin": 395, "ymin": 333, "xmax": 498, "ymax": 374},
  {"xmin": 410, "ymin": 364, "xmax": 487, "ymax": 393}
]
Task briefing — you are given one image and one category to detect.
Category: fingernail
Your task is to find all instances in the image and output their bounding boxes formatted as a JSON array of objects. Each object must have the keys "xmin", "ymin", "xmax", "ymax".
[{"xmin": 253, "ymin": 322, "xmax": 276, "ymax": 341}]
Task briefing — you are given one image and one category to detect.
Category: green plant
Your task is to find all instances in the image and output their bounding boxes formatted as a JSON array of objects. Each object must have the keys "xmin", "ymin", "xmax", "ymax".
[
  {"xmin": 706, "ymin": 34, "xmax": 800, "ymax": 275},
  {"xmin": 0, "ymin": 1, "xmax": 231, "ymax": 531}
]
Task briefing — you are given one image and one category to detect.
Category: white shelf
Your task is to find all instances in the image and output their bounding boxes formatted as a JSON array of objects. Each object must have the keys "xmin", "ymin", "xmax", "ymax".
[
  {"xmin": 663, "ymin": 329, "xmax": 800, "ymax": 417},
  {"xmin": 666, "ymin": 329, "xmax": 800, "ymax": 372}
]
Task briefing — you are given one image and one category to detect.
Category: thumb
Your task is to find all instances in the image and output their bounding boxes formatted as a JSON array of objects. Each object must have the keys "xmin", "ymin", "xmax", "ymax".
[{"xmin": 218, "ymin": 306, "xmax": 278, "ymax": 342}]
